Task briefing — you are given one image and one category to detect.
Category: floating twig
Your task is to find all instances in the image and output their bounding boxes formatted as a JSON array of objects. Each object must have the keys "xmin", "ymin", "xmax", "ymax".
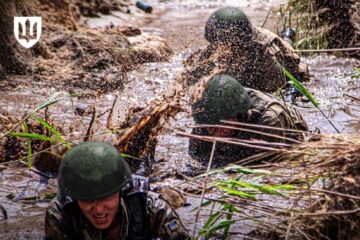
[
  {"xmin": 192, "ymin": 123, "xmax": 302, "ymax": 144},
  {"xmin": 295, "ymin": 47, "xmax": 360, "ymax": 53},
  {"xmin": 193, "ymin": 140, "xmax": 217, "ymax": 238},
  {"xmin": 344, "ymin": 93, "xmax": 360, "ymax": 102},
  {"xmin": 0, "ymin": 204, "xmax": 7, "ymax": 221}
]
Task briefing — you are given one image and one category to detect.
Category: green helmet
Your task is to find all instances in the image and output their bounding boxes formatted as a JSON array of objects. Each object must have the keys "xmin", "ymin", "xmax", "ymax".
[
  {"xmin": 192, "ymin": 74, "xmax": 252, "ymax": 124},
  {"xmin": 205, "ymin": 7, "xmax": 252, "ymax": 44},
  {"xmin": 58, "ymin": 141, "xmax": 133, "ymax": 201}
]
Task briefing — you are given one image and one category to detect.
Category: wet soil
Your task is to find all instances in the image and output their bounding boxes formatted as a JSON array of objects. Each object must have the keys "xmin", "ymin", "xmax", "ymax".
[{"xmin": 1, "ymin": 0, "xmax": 360, "ymax": 238}]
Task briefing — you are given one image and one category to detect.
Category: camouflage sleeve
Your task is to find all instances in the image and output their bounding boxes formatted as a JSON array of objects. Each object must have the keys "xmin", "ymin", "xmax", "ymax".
[
  {"xmin": 147, "ymin": 193, "xmax": 190, "ymax": 240},
  {"xmin": 260, "ymin": 103, "xmax": 308, "ymax": 141},
  {"xmin": 44, "ymin": 200, "xmax": 75, "ymax": 240}
]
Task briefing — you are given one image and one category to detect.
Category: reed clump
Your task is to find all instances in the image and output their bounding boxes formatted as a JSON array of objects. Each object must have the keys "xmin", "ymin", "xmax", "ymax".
[
  {"xmin": 286, "ymin": 0, "xmax": 360, "ymax": 57},
  {"xmin": 277, "ymin": 134, "xmax": 360, "ymax": 240},
  {"xmin": 178, "ymin": 126, "xmax": 360, "ymax": 239}
]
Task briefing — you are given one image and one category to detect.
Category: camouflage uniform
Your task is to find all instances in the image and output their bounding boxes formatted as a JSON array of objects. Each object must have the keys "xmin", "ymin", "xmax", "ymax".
[
  {"xmin": 189, "ymin": 87, "xmax": 308, "ymax": 164},
  {"xmin": 183, "ymin": 26, "xmax": 309, "ymax": 92},
  {"xmin": 45, "ymin": 191, "xmax": 190, "ymax": 240},
  {"xmin": 46, "ymin": 141, "xmax": 189, "ymax": 240}
]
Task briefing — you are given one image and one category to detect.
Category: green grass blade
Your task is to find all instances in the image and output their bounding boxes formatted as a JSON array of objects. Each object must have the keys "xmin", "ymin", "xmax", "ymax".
[
  {"xmin": 207, "ymin": 220, "xmax": 236, "ymax": 236},
  {"xmin": 225, "ymin": 180, "xmax": 286, "ymax": 197},
  {"xmin": 225, "ymin": 166, "xmax": 273, "ymax": 175},
  {"xmin": 32, "ymin": 116, "xmax": 67, "ymax": 143},
  {"xmin": 34, "ymin": 92, "xmax": 79, "ymax": 114},
  {"xmin": 202, "ymin": 212, "xmax": 221, "ymax": 231},
  {"xmin": 217, "ymin": 185, "xmax": 257, "ymax": 200},
  {"xmin": 8, "ymin": 132, "xmax": 58, "ymax": 142},
  {"xmin": 0, "ymin": 93, "xmax": 79, "ymax": 141},
  {"xmin": 22, "ymin": 122, "xmax": 32, "ymax": 168},
  {"xmin": 191, "ymin": 200, "xmax": 213, "ymax": 212},
  {"xmin": 34, "ymin": 92, "xmax": 62, "ymax": 111},
  {"xmin": 195, "ymin": 165, "xmax": 272, "ymax": 179},
  {"xmin": 270, "ymin": 184, "xmax": 296, "ymax": 190},
  {"xmin": 120, "ymin": 153, "xmax": 145, "ymax": 162},
  {"xmin": 280, "ymin": 65, "xmax": 318, "ymax": 108},
  {"xmin": 278, "ymin": 63, "xmax": 340, "ymax": 133},
  {"xmin": 222, "ymin": 205, "xmax": 235, "ymax": 239}
]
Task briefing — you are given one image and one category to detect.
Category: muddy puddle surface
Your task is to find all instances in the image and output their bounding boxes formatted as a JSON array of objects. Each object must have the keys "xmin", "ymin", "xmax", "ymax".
[{"xmin": 1, "ymin": 0, "xmax": 360, "ymax": 238}]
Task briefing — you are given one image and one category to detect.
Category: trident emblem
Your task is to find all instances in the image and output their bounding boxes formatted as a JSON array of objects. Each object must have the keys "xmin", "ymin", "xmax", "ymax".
[{"xmin": 14, "ymin": 16, "xmax": 42, "ymax": 49}]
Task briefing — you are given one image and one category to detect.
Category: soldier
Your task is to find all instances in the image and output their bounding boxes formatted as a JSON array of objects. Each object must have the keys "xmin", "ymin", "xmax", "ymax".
[
  {"xmin": 183, "ymin": 7, "xmax": 309, "ymax": 93},
  {"xmin": 45, "ymin": 141, "xmax": 190, "ymax": 240},
  {"xmin": 189, "ymin": 74, "xmax": 308, "ymax": 164}
]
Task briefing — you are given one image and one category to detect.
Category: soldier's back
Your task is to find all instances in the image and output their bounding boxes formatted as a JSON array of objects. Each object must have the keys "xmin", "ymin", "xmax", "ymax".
[{"xmin": 181, "ymin": 26, "xmax": 306, "ymax": 92}]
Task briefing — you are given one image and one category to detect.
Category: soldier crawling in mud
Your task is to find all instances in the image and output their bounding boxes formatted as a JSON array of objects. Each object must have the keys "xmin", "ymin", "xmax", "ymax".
[
  {"xmin": 45, "ymin": 141, "xmax": 190, "ymax": 240},
  {"xmin": 182, "ymin": 7, "xmax": 309, "ymax": 93},
  {"xmin": 189, "ymin": 74, "xmax": 308, "ymax": 164}
]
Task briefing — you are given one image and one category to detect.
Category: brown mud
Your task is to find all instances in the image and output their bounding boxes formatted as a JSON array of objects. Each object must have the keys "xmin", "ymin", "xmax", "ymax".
[{"xmin": 0, "ymin": 0, "xmax": 360, "ymax": 239}]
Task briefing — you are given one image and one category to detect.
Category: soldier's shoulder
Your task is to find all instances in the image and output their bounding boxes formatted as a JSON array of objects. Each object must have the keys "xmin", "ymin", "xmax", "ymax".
[
  {"xmin": 45, "ymin": 200, "xmax": 69, "ymax": 237},
  {"xmin": 246, "ymin": 88, "xmax": 279, "ymax": 103},
  {"xmin": 46, "ymin": 199, "xmax": 63, "ymax": 216},
  {"xmin": 46, "ymin": 197, "xmax": 78, "ymax": 222},
  {"xmin": 253, "ymin": 26, "xmax": 296, "ymax": 55},
  {"xmin": 246, "ymin": 88, "xmax": 286, "ymax": 118},
  {"xmin": 252, "ymin": 26, "xmax": 279, "ymax": 46}
]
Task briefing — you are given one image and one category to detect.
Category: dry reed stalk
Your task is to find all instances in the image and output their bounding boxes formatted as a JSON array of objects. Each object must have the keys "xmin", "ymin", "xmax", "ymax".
[
  {"xmin": 192, "ymin": 123, "xmax": 302, "ymax": 143},
  {"xmin": 192, "ymin": 140, "xmax": 217, "ymax": 238},
  {"xmin": 295, "ymin": 47, "xmax": 360, "ymax": 52},
  {"xmin": 178, "ymin": 124, "xmax": 360, "ymax": 239},
  {"xmin": 176, "ymin": 131, "xmax": 284, "ymax": 152}
]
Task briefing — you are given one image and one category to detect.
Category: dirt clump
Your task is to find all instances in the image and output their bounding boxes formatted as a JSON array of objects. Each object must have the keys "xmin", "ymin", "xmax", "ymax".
[
  {"xmin": 73, "ymin": 0, "xmax": 131, "ymax": 17},
  {"xmin": 0, "ymin": 0, "xmax": 172, "ymax": 95}
]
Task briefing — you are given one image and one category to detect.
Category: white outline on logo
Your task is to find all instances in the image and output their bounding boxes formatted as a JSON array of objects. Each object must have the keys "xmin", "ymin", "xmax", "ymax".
[{"xmin": 14, "ymin": 16, "xmax": 42, "ymax": 49}]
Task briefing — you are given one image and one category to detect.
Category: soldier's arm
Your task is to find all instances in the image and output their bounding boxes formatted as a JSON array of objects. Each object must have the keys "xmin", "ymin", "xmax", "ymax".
[
  {"xmin": 273, "ymin": 38, "xmax": 309, "ymax": 82},
  {"xmin": 260, "ymin": 104, "xmax": 308, "ymax": 142},
  {"xmin": 147, "ymin": 193, "xmax": 190, "ymax": 240},
  {"xmin": 259, "ymin": 104, "xmax": 292, "ymax": 142},
  {"xmin": 44, "ymin": 201, "xmax": 75, "ymax": 240}
]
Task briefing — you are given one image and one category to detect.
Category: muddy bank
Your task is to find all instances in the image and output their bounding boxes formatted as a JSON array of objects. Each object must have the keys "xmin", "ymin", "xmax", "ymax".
[{"xmin": 0, "ymin": 0, "xmax": 171, "ymax": 93}]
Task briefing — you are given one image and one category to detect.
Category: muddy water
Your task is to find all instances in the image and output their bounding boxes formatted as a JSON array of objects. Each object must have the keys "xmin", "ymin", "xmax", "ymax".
[
  {"xmin": 302, "ymin": 55, "xmax": 360, "ymax": 133},
  {"xmin": 1, "ymin": 0, "xmax": 360, "ymax": 238}
]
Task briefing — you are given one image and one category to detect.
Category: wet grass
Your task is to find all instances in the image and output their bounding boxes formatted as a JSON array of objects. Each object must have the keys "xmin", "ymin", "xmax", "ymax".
[
  {"xmin": 277, "ymin": 62, "xmax": 340, "ymax": 133},
  {"xmin": 178, "ymin": 130, "xmax": 360, "ymax": 239},
  {"xmin": 282, "ymin": 0, "xmax": 328, "ymax": 53},
  {"xmin": 0, "ymin": 92, "xmax": 76, "ymax": 141},
  {"xmin": 1, "ymin": 93, "xmax": 75, "ymax": 167}
]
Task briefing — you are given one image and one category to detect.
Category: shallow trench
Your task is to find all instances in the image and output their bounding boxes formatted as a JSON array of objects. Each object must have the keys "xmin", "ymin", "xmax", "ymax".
[{"xmin": 0, "ymin": 0, "xmax": 359, "ymax": 239}]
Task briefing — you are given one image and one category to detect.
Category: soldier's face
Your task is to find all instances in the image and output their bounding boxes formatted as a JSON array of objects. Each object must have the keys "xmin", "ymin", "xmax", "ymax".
[
  {"xmin": 77, "ymin": 192, "xmax": 119, "ymax": 230},
  {"xmin": 208, "ymin": 117, "xmax": 237, "ymax": 138}
]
